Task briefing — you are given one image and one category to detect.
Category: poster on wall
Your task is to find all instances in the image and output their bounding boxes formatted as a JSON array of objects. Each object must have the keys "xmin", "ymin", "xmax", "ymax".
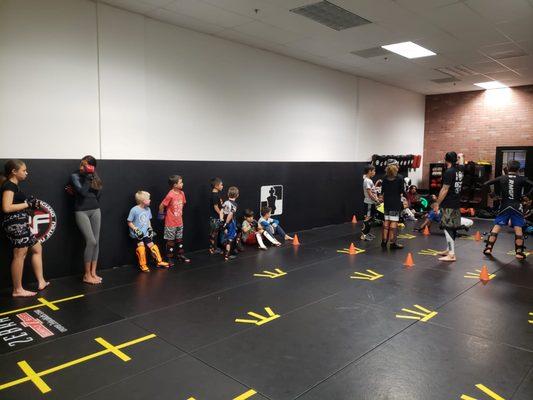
[{"xmin": 260, "ymin": 185, "xmax": 283, "ymax": 216}]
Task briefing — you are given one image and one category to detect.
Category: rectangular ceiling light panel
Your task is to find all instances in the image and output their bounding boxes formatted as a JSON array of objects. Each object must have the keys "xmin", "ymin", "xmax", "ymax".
[
  {"xmin": 474, "ymin": 81, "xmax": 508, "ymax": 89},
  {"xmin": 290, "ymin": 1, "xmax": 371, "ymax": 31},
  {"xmin": 381, "ymin": 41, "xmax": 436, "ymax": 59}
]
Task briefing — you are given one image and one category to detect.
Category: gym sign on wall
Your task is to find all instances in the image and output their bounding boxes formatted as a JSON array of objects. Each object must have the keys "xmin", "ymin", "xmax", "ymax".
[
  {"xmin": 29, "ymin": 201, "xmax": 57, "ymax": 243},
  {"xmin": 260, "ymin": 185, "xmax": 283, "ymax": 216}
]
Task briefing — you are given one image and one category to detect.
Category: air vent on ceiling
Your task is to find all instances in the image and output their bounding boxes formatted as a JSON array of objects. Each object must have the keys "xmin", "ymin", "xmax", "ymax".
[
  {"xmin": 431, "ymin": 77, "xmax": 461, "ymax": 84},
  {"xmin": 290, "ymin": 1, "xmax": 371, "ymax": 31},
  {"xmin": 351, "ymin": 47, "xmax": 390, "ymax": 58},
  {"xmin": 435, "ymin": 65, "xmax": 478, "ymax": 78}
]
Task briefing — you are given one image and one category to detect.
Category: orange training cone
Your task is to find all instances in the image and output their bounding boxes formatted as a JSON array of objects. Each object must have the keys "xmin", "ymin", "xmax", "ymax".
[
  {"xmin": 292, "ymin": 234, "xmax": 300, "ymax": 246},
  {"xmin": 403, "ymin": 252, "xmax": 415, "ymax": 267},
  {"xmin": 423, "ymin": 226, "xmax": 430, "ymax": 236},
  {"xmin": 474, "ymin": 231, "xmax": 481, "ymax": 241},
  {"xmin": 352, "ymin": 215, "xmax": 357, "ymax": 223},
  {"xmin": 479, "ymin": 265, "xmax": 490, "ymax": 283},
  {"xmin": 349, "ymin": 243, "xmax": 357, "ymax": 255}
]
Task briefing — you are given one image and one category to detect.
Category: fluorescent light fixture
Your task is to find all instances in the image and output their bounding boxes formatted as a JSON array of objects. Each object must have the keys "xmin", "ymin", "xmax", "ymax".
[
  {"xmin": 381, "ymin": 41, "xmax": 436, "ymax": 59},
  {"xmin": 474, "ymin": 81, "xmax": 508, "ymax": 89}
]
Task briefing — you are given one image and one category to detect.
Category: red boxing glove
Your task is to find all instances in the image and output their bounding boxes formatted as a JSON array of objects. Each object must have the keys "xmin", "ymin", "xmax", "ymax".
[{"xmin": 84, "ymin": 164, "xmax": 95, "ymax": 174}]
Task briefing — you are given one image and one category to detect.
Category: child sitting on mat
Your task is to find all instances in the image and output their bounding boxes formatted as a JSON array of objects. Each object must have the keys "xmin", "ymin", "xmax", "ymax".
[
  {"xmin": 127, "ymin": 191, "xmax": 168, "ymax": 272},
  {"xmin": 241, "ymin": 209, "xmax": 281, "ymax": 250},
  {"xmin": 258, "ymin": 206, "xmax": 293, "ymax": 241}
]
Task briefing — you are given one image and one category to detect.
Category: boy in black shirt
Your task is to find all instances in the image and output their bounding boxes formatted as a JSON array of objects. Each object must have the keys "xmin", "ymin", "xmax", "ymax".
[
  {"xmin": 482, "ymin": 160, "xmax": 533, "ymax": 260},
  {"xmin": 208, "ymin": 177, "xmax": 224, "ymax": 255},
  {"xmin": 436, "ymin": 152, "xmax": 464, "ymax": 262}
]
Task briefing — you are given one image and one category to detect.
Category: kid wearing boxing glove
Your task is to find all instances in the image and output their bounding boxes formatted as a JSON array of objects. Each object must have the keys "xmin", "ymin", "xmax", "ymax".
[
  {"xmin": 127, "ymin": 191, "xmax": 169, "ymax": 272},
  {"xmin": 159, "ymin": 175, "xmax": 190, "ymax": 266}
]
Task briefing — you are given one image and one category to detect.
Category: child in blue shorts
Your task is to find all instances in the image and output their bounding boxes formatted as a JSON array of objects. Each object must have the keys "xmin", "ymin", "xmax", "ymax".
[{"xmin": 482, "ymin": 160, "xmax": 533, "ymax": 260}]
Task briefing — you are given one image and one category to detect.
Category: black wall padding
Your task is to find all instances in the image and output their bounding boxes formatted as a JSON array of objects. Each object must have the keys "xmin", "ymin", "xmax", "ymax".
[{"xmin": 0, "ymin": 159, "xmax": 366, "ymax": 287}]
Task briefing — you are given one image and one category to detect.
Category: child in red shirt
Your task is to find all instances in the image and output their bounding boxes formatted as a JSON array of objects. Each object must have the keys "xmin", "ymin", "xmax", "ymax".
[{"xmin": 159, "ymin": 175, "xmax": 190, "ymax": 266}]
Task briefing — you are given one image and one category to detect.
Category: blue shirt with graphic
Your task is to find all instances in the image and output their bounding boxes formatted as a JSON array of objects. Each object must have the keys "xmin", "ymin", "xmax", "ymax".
[{"xmin": 127, "ymin": 205, "xmax": 152, "ymax": 238}]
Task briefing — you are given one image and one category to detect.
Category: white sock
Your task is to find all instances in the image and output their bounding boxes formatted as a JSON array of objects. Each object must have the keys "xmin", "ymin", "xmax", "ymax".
[
  {"xmin": 256, "ymin": 233, "xmax": 267, "ymax": 249},
  {"xmin": 264, "ymin": 231, "xmax": 280, "ymax": 245}
]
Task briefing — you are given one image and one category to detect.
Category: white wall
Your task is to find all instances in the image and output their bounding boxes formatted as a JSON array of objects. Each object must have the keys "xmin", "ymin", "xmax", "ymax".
[
  {"xmin": 356, "ymin": 78, "xmax": 426, "ymax": 184},
  {"xmin": 0, "ymin": 0, "xmax": 425, "ymax": 170},
  {"xmin": 0, "ymin": 0, "xmax": 100, "ymax": 159}
]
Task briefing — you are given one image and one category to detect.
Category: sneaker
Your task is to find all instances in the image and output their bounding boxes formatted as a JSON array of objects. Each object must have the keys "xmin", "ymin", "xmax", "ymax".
[
  {"xmin": 224, "ymin": 254, "xmax": 237, "ymax": 261},
  {"xmin": 367, "ymin": 233, "xmax": 376, "ymax": 239},
  {"xmin": 177, "ymin": 255, "xmax": 191, "ymax": 263},
  {"xmin": 381, "ymin": 241, "xmax": 388, "ymax": 248},
  {"xmin": 389, "ymin": 242, "xmax": 404, "ymax": 250}
]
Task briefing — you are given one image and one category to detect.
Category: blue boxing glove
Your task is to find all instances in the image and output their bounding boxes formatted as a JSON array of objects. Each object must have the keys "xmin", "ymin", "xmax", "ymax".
[{"xmin": 157, "ymin": 212, "xmax": 165, "ymax": 221}]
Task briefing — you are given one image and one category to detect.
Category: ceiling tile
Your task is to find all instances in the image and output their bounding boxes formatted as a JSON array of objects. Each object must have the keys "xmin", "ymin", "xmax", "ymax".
[
  {"xmin": 99, "ymin": 0, "xmax": 159, "ymax": 13},
  {"xmin": 465, "ymin": 60, "xmax": 510, "ymax": 74},
  {"xmin": 201, "ymin": 0, "xmax": 283, "ymax": 20},
  {"xmin": 496, "ymin": 17, "xmax": 533, "ymax": 42},
  {"xmin": 499, "ymin": 55, "xmax": 533, "ymax": 69},
  {"xmin": 163, "ymin": 0, "xmax": 253, "ymax": 28},
  {"xmin": 465, "ymin": 0, "xmax": 533, "ymax": 24},
  {"xmin": 147, "ymin": 8, "xmax": 225, "ymax": 33},
  {"xmin": 485, "ymin": 70, "xmax": 522, "ymax": 81},
  {"xmin": 231, "ymin": 20, "xmax": 305, "ymax": 45},
  {"xmin": 396, "ymin": 0, "xmax": 464, "ymax": 10}
]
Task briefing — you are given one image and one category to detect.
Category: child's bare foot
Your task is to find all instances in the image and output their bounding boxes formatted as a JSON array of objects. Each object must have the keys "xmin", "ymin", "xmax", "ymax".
[
  {"xmin": 437, "ymin": 250, "xmax": 449, "ymax": 256},
  {"xmin": 37, "ymin": 281, "xmax": 50, "ymax": 291},
  {"xmin": 13, "ymin": 289, "xmax": 37, "ymax": 297},
  {"xmin": 83, "ymin": 274, "xmax": 101, "ymax": 284},
  {"xmin": 438, "ymin": 254, "xmax": 456, "ymax": 262},
  {"xmin": 92, "ymin": 273, "xmax": 103, "ymax": 282},
  {"xmin": 285, "ymin": 235, "xmax": 294, "ymax": 241}
]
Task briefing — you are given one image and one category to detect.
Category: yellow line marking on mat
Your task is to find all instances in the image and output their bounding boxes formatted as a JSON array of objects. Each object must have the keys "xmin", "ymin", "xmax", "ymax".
[
  {"xmin": 0, "ymin": 334, "xmax": 156, "ymax": 394},
  {"xmin": 464, "ymin": 270, "xmax": 496, "ymax": 280},
  {"xmin": 460, "ymin": 383, "xmax": 505, "ymax": 400},
  {"xmin": 233, "ymin": 389, "xmax": 257, "ymax": 399},
  {"xmin": 398, "ymin": 233, "xmax": 416, "ymax": 239},
  {"xmin": 350, "ymin": 269, "xmax": 383, "ymax": 281},
  {"xmin": 396, "ymin": 304, "xmax": 437, "ymax": 322},
  {"xmin": 187, "ymin": 389, "xmax": 257, "ymax": 400},
  {"xmin": 253, "ymin": 268, "xmax": 287, "ymax": 279},
  {"xmin": 337, "ymin": 247, "xmax": 365, "ymax": 254},
  {"xmin": 0, "ymin": 294, "xmax": 85, "ymax": 317},
  {"xmin": 418, "ymin": 249, "xmax": 442, "ymax": 256},
  {"xmin": 529, "ymin": 312, "xmax": 533, "ymax": 324},
  {"xmin": 235, "ymin": 307, "xmax": 280, "ymax": 326}
]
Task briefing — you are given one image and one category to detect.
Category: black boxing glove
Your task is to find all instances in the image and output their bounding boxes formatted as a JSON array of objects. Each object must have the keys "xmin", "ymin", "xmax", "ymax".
[
  {"xmin": 147, "ymin": 227, "xmax": 154, "ymax": 239},
  {"xmin": 26, "ymin": 196, "xmax": 41, "ymax": 210},
  {"xmin": 134, "ymin": 227, "xmax": 144, "ymax": 240}
]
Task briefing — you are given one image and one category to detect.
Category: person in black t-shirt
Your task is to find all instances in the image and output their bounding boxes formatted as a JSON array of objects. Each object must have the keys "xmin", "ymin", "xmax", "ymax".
[
  {"xmin": 482, "ymin": 160, "xmax": 533, "ymax": 260},
  {"xmin": 1, "ymin": 160, "xmax": 49, "ymax": 297},
  {"xmin": 208, "ymin": 177, "xmax": 224, "ymax": 254},
  {"xmin": 380, "ymin": 160, "xmax": 405, "ymax": 249},
  {"xmin": 436, "ymin": 151, "xmax": 464, "ymax": 262}
]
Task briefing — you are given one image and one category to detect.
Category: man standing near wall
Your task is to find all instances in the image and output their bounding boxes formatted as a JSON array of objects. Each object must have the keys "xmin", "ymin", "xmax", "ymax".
[{"xmin": 436, "ymin": 152, "xmax": 464, "ymax": 262}]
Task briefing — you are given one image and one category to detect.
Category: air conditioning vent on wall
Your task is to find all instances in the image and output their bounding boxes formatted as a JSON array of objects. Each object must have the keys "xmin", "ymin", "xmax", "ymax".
[{"xmin": 290, "ymin": 1, "xmax": 372, "ymax": 31}]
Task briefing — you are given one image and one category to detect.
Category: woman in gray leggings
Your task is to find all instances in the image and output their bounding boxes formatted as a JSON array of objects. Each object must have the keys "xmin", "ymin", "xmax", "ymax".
[{"xmin": 71, "ymin": 155, "xmax": 103, "ymax": 284}]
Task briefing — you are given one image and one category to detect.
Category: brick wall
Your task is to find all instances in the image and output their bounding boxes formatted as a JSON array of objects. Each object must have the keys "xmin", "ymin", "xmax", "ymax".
[{"xmin": 422, "ymin": 84, "xmax": 533, "ymax": 188}]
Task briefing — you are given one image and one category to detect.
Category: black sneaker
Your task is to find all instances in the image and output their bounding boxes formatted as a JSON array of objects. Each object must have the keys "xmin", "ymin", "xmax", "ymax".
[
  {"xmin": 390, "ymin": 242, "xmax": 404, "ymax": 249},
  {"xmin": 381, "ymin": 241, "xmax": 388, "ymax": 248}
]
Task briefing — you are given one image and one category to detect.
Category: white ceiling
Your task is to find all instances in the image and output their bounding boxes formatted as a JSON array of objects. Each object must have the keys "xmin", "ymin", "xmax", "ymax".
[{"xmin": 99, "ymin": 0, "xmax": 533, "ymax": 94}]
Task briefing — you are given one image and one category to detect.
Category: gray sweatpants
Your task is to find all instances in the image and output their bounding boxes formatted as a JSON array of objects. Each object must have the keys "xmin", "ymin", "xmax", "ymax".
[{"xmin": 75, "ymin": 209, "xmax": 101, "ymax": 263}]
